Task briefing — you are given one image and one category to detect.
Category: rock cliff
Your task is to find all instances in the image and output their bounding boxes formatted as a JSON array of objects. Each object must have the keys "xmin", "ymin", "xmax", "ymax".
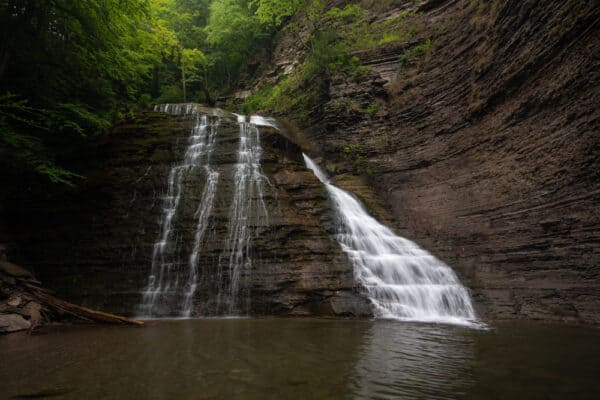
[
  {"xmin": 1, "ymin": 0, "xmax": 598, "ymax": 325},
  {"xmin": 241, "ymin": 0, "xmax": 600, "ymax": 323}
]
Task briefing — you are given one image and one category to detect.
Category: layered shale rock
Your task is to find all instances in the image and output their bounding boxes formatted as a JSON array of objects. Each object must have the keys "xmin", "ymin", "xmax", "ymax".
[{"xmin": 246, "ymin": 0, "xmax": 600, "ymax": 323}]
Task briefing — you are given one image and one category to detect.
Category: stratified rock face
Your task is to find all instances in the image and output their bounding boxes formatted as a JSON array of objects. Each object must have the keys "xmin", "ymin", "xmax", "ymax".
[
  {"xmin": 261, "ymin": 0, "xmax": 599, "ymax": 323},
  {"xmin": 0, "ymin": 111, "xmax": 371, "ymax": 317}
]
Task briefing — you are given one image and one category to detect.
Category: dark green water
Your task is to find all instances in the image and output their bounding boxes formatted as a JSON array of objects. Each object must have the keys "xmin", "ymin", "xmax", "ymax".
[{"xmin": 1, "ymin": 319, "xmax": 599, "ymax": 399}]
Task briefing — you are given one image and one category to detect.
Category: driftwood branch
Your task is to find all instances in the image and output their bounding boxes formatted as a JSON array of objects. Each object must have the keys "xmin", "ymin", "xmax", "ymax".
[
  {"xmin": 1, "ymin": 258, "xmax": 143, "ymax": 331},
  {"xmin": 30, "ymin": 288, "xmax": 144, "ymax": 326}
]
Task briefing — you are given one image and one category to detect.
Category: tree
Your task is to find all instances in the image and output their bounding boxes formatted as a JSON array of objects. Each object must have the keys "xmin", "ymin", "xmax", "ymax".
[
  {"xmin": 0, "ymin": 0, "xmax": 310, "ymax": 184},
  {"xmin": 148, "ymin": 0, "xmax": 215, "ymax": 103},
  {"xmin": 204, "ymin": 0, "xmax": 268, "ymax": 89},
  {"xmin": 0, "ymin": 0, "xmax": 154, "ymax": 184},
  {"xmin": 180, "ymin": 48, "xmax": 208, "ymax": 102},
  {"xmin": 250, "ymin": 0, "xmax": 308, "ymax": 27}
]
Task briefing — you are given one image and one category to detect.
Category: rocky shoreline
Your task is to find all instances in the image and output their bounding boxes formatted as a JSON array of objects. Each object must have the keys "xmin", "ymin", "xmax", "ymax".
[{"xmin": 1, "ymin": 244, "xmax": 141, "ymax": 334}]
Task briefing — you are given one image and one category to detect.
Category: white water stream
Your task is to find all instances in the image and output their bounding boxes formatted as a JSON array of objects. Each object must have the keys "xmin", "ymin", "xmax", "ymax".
[
  {"xmin": 138, "ymin": 104, "xmax": 476, "ymax": 324},
  {"xmin": 139, "ymin": 105, "xmax": 220, "ymax": 317},
  {"xmin": 303, "ymin": 154, "xmax": 477, "ymax": 326},
  {"xmin": 218, "ymin": 114, "xmax": 270, "ymax": 314},
  {"xmin": 138, "ymin": 104, "xmax": 271, "ymax": 318}
]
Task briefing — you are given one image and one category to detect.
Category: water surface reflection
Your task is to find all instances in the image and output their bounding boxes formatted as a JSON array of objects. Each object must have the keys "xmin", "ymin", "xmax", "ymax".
[
  {"xmin": 352, "ymin": 322, "xmax": 475, "ymax": 399},
  {"xmin": 1, "ymin": 319, "xmax": 598, "ymax": 400}
]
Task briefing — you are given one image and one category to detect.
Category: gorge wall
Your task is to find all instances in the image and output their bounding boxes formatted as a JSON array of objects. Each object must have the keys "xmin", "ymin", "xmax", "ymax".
[
  {"xmin": 240, "ymin": 0, "xmax": 600, "ymax": 323},
  {"xmin": 1, "ymin": 0, "xmax": 598, "ymax": 325}
]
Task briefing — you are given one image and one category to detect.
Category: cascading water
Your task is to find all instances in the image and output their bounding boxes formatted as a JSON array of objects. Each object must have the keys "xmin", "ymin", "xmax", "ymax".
[
  {"xmin": 138, "ymin": 105, "xmax": 219, "ymax": 317},
  {"xmin": 303, "ymin": 154, "xmax": 478, "ymax": 326},
  {"xmin": 182, "ymin": 166, "xmax": 219, "ymax": 317},
  {"xmin": 217, "ymin": 114, "xmax": 270, "ymax": 314},
  {"xmin": 138, "ymin": 104, "xmax": 273, "ymax": 318}
]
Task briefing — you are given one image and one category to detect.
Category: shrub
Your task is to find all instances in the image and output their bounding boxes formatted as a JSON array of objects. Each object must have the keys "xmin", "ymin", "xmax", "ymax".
[
  {"xmin": 364, "ymin": 103, "xmax": 379, "ymax": 117},
  {"xmin": 399, "ymin": 39, "xmax": 434, "ymax": 66}
]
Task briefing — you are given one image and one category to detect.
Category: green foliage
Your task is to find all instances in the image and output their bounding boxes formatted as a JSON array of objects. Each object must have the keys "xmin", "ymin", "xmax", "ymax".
[
  {"xmin": 0, "ymin": 0, "xmax": 221, "ymax": 183},
  {"xmin": 343, "ymin": 144, "xmax": 362, "ymax": 155},
  {"xmin": 242, "ymin": 27, "xmax": 364, "ymax": 117},
  {"xmin": 251, "ymin": 0, "xmax": 308, "ymax": 26},
  {"xmin": 0, "ymin": 0, "xmax": 430, "ymax": 184},
  {"xmin": 0, "ymin": 94, "xmax": 83, "ymax": 185},
  {"xmin": 242, "ymin": 73, "xmax": 320, "ymax": 119},
  {"xmin": 52, "ymin": 104, "xmax": 112, "ymax": 135},
  {"xmin": 2, "ymin": 0, "xmax": 151, "ymax": 103},
  {"xmin": 138, "ymin": 94, "xmax": 154, "ymax": 109},
  {"xmin": 364, "ymin": 103, "xmax": 379, "ymax": 117},
  {"xmin": 241, "ymin": 83, "xmax": 276, "ymax": 113},
  {"xmin": 156, "ymin": 85, "xmax": 185, "ymax": 104},
  {"xmin": 400, "ymin": 39, "xmax": 434, "ymax": 66},
  {"xmin": 147, "ymin": 0, "xmax": 213, "ymax": 101},
  {"xmin": 310, "ymin": 7, "xmax": 419, "ymax": 52},
  {"xmin": 324, "ymin": 4, "xmax": 365, "ymax": 21},
  {"xmin": 182, "ymin": 48, "xmax": 208, "ymax": 71},
  {"xmin": 0, "ymin": 0, "xmax": 154, "ymax": 184},
  {"xmin": 204, "ymin": 0, "xmax": 270, "ymax": 89},
  {"xmin": 242, "ymin": 1, "xmax": 388, "ymax": 119},
  {"xmin": 362, "ymin": 11, "xmax": 417, "ymax": 48},
  {"xmin": 302, "ymin": 30, "xmax": 345, "ymax": 79}
]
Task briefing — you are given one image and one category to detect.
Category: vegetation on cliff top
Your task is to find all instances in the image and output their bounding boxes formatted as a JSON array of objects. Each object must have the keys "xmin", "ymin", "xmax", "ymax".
[
  {"xmin": 241, "ymin": 2, "xmax": 428, "ymax": 118},
  {"xmin": 1, "ymin": 0, "xmax": 280, "ymax": 184},
  {"xmin": 0, "ymin": 0, "xmax": 426, "ymax": 184}
]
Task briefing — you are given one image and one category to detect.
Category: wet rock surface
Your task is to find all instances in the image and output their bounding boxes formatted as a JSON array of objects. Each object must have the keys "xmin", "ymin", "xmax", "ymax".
[
  {"xmin": 1, "ymin": 252, "xmax": 43, "ymax": 333},
  {"xmin": 0, "ymin": 313, "xmax": 31, "ymax": 333}
]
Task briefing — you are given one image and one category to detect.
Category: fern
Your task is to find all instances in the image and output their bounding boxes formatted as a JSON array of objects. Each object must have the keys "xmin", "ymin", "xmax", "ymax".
[{"xmin": 0, "ymin": 93, "xmax": 83, "ymax": 186}]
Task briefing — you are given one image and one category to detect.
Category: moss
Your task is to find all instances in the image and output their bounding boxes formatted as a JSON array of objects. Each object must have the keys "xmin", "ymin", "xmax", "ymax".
[
  {"xmin": 344, "ymin": 10, "xmax": 419, "ymax": 49},
  {"xmin": 399, "ymin": 39, "xmax": 434, "ymax": 66},
  {"xmin": 379, "ymin": 33, "xmax": 402, "ymax": 45},
  {"xmin": 363, "ymin": 103, "xmax": 379, "ymax": 117},
  {"xmin": 324, "ymin": 4, "xmax": 365, "ymax": 21}
]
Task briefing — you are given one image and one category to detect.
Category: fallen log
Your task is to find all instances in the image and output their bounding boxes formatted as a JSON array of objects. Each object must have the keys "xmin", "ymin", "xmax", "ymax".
[
  {"xmin": 1, "ymin": 252, "xmax": 143, "ymax": 332},
  {"xmin": 30, "ymin": 289, "xmax": 144, "ymax": 326}
]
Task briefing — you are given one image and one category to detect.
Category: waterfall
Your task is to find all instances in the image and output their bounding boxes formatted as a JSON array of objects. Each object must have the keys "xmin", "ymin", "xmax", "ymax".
[
  {"xmin": 218, "ymin": 114, "xmax": 269, "ymax": 314},
  {"xmin": 303, "ymin": 154, "xmax": 478, "ymax": 326},
  {"xmin": 139, "ymin": 104, "xmax": 475, "ymax": 324},
  {"xmin": 139, "ymin": 105, "xmax": 219, "ymax": 318},
  {"xmin": 182, "ymin": 168, "xmax": 219, "ymax": 317},
  {"xmin": 138, "ymin": 104, "xmax": 273, "ymax": 318}
]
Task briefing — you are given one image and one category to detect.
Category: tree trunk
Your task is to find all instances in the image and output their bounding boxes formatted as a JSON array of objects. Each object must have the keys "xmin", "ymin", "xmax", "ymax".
[
  {"xmin": 182, "ymin": 62, "xmax": 187, "ymax": 102},
  {"xmin": 151, "ymin": 64, "xmax": 160, "ymax": 98},
  {"xmin": 199, "ymin": 80, "xmax": 215, "ymax": 106},
  {"xmin": 31, "ymin": 288, "xmax": 143, "ymax": 326}
]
